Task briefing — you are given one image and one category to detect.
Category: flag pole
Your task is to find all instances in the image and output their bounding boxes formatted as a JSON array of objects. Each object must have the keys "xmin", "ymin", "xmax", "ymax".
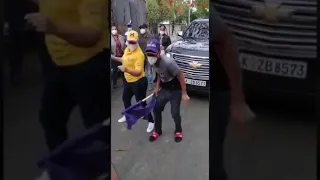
[{"xmin": 142, "ymin": 93, "xmax": 155, "ymax": 102}]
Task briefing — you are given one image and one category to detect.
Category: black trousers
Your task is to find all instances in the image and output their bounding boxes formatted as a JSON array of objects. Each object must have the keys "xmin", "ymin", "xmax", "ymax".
[
  {"xmin": 210, "ymin": 91, "xmax": 230, "ymax": 180},
  {"xmin": 122, "ymin": 77, "xmax": 154, "ymax": 123},
  {"xmin": 39, "ymin": 49, "xmax": 111, "ymax": 152},
  {"xmin": 153, "ymin": 88, "xmax": 182, "ymax": 133},
  {"xmin": 111, "ymin": 60, "xmax": 121, "ymax": 86}
]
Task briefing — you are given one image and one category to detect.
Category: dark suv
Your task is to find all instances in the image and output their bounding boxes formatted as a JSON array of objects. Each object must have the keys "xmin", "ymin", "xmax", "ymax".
[
  {"xmin": 165, "ymin": 19, "xmax": 209, "ymax": 93},
  {"xmin": 213, "ymin": 0, "xmax": 317, "ymax": 99}
]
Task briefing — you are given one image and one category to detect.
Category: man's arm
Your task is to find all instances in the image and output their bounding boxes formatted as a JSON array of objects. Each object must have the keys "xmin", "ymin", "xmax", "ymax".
[
  {"xmin": 215, "ymin": 26, "xmax": 244, "ymax": 102},
  {"xmin": 177, "ymin": 71, "xmax": 187, "ymax": 94},
  {"xmin": 52, "ymin": 0, "xmax": 106, "ymax": 47},
  {"xmin": 155, "ymin": 73, "xmax": 160, "ymax": 88}
]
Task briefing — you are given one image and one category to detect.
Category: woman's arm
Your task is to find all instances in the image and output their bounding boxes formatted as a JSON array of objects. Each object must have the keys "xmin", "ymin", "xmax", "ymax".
[{"xmin": 111, "ymin": 56, "xmax": 122, "ymax": 63}]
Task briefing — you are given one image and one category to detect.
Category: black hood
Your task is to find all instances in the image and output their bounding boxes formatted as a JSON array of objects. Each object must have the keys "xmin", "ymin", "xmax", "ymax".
[{"xmin": 167, "ymin": 38, "xmax": 209, "ymax": 57}]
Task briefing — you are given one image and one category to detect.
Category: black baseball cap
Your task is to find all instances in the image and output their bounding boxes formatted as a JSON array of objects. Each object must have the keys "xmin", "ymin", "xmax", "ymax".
[{"xmin": 139, "ymin": 23, "xmax": 148, "ymax": 29}]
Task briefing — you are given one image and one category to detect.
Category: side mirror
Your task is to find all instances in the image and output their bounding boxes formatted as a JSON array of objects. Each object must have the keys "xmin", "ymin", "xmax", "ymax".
[{"xmin": 177, "ymin": 31, "xmax": 183, "ymax": 37}]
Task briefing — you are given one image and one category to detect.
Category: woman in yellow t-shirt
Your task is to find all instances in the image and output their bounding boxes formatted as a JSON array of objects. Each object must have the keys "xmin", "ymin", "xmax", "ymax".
[{"xmin": 111, "ymin": 30, "xmax": 155, "ymax": 133}]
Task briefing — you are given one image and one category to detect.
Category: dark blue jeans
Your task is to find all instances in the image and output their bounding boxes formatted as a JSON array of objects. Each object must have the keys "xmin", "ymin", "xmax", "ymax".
[
  {"xmin": 153, "ymin": 88, "xmax": 182, "ymax": 133},
  {"xmin": 122, "ymin": 77, "xmax": 154, "ymax": 123},
  {"xmin": 210, "ymin": 91, "xmax": 230, "ymax": 180},
  {"xmin": 39, "ymin": 49, "xmax": 111, "ymax": 152}
]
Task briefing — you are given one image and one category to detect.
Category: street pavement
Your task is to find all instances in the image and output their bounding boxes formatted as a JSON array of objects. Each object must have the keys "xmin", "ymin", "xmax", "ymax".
[{"xmin": 3, "ymin": 55, "xmax": 317, "ymax": 180}]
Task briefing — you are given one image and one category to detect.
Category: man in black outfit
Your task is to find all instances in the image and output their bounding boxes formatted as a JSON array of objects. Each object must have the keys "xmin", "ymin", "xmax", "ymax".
[{"xmin": 210, "ymin": 6, "xmax": 249, "ymax": 180}]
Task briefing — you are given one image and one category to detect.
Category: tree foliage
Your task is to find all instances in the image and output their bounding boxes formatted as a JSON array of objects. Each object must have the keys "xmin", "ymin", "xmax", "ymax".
[
  {"xmin": 191, "ymin": 0, "xmax": 209, "ymax": 20},
  {"xmin": 147, "ymin": 0, "xmax": 209, "ymax": 24},
  {"xmin": 146, "ymin": 0, "xmax": 170, "ymax": 24}
]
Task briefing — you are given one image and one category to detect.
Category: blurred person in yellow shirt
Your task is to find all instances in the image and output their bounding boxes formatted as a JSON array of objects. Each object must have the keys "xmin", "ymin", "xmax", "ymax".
[
  {"xmin": 111, "ymin": 30, "xmax": 155, "ymax": 133},
  {"xmin": 26, "ymin": 0, "xmax": 110, "ymax": 158}
]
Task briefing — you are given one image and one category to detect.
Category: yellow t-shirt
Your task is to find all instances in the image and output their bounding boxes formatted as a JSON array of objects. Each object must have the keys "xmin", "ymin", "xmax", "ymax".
[
  {"xmin": 39, "ymin": 0, "xmax": 109, "ymax": 66},
  {"xmin": 122, "ymin": 46, "xmax": 145, "ymax": 83}
]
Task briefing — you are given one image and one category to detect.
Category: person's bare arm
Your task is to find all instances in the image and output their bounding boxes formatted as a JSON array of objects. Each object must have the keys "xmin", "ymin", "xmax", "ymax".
[
  {"xmin": 215, "ymin": 28, "xmax": 244, "ymax": 102},
  {"xmin": 111, "ymin": 164, "xmax": 119, "ymax": 180},
  {"xmin": 111, "ymin": 56, "xmax": 122, "ymax": 63},
  {"xmin": 177, "ymin": 71, "xmax": 187, "ymax": 94},
  {"xmin": 156, "ymin": 74, "xmax": 160, "ymax": 88},
  {"xmin": 51, "ymin": 25, "xmax": 101, "ymax": 48},
  {"xmin": 52, "ymin": 0, "xmax": 106, "ymax": 47}
]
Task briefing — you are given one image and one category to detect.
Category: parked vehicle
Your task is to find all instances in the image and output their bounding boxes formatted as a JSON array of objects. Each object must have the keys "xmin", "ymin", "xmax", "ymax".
[
  {"xmin": 213, "ymin": 0, "xmax": 317, "ymax": 98},
  {"xmin": 165, "ymin": 19, "xmax": 209, "ymax": 93}
]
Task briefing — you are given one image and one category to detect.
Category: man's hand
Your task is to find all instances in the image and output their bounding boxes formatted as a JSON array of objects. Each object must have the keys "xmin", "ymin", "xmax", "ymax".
[
  {"xmin": 117, "ymin": 65, "xmax": 126, "ymax": 72},
  {"xmin": 181, "ymin": 92, "xmax": 190, "ymax": 104},
  {"xmin": 153, "ymin": 86, "xmax": 160, "ymax": 96},
  {"xmin": 25, "ymin": 13, "xmax": 56, "ymax": 34},
  {"xmin": 230, "ymin": 100, "xmax": 256, "ymax": 123}
]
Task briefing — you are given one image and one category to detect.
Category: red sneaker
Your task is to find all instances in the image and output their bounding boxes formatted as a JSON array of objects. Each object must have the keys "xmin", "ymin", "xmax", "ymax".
[
  {"xmin": 149, "ymin": 131, "xmax": 162, "ymax": 142},
  {"xmin": 174, "ymin": 132, "xmax": 183, "ymax": 142}
]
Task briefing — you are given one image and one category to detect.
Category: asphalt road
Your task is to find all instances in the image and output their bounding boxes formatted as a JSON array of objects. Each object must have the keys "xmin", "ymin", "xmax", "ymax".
[{"xmin": 3, "ymin": 55, "xmax": 317, "ymax": 180}]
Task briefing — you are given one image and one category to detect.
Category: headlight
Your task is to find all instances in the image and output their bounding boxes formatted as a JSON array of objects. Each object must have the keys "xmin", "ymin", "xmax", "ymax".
[{"xmin": 166, "ymin": 52, "xmax": 171, "ymax": 58}]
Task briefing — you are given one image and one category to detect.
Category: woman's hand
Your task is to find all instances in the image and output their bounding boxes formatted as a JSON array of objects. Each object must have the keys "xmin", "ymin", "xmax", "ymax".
[
  {"xmin": 117, "ymin": 65, "xmax": 127, "ymax": 72},
  {"xmin": 25, "ymin": 13, "xmax": 56, "ymax": 34}
]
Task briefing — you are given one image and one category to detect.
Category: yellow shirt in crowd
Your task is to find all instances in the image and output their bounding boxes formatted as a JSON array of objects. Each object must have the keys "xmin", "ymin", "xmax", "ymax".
[
  {"xmin": 122, "ymin": 46, "xmax": 145, "ymax": 83},
  {"xmin": 39, "ymin": 0, "xmax": 109, "ymax": 66}
]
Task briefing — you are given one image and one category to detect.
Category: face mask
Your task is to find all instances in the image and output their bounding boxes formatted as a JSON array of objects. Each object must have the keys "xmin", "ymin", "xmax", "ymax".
[
  {"xmin": 127, "ymin": 44, "xmax": 137, "ymax": 51},
  {"xmin": 111, "ymin": 30, "xmax": 117, "ymax": 35},
  {"xmin": 147, "ymin": 56, "xmax": 158, "ymax": 65},
  {"xmin": 159, "ymin": 31, "xmax": 165, "ymax": 35},
  {"xmin": 140, "ymin": 28, "xmax": 146, "ymax": 34}
]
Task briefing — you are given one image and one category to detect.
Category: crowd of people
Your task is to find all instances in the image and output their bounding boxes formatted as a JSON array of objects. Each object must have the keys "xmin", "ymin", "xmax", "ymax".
[
  {"xmin": 110, "ymin": 22, "xmax": 191, "ymax": 142},
  {"xmin": 110, "ymin": 22, "xmax": 172, "ymax": 89},
  {"xmin": 4, "ymin": 0, "xmax": 249, "ymax": 178}
]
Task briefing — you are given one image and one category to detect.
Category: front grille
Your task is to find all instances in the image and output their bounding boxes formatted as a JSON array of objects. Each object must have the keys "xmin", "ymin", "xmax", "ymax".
[
  {"xmin": 172, "ymin": 53, "xmax": 209, "ymax": 80},
  {"xmin": 213, "ymin": 0, "xmax": 317, "ymax": 59}
]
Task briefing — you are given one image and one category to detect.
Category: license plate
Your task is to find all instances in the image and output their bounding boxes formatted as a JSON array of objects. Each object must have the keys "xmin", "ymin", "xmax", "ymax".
[
  {"xmin": 239, "ymin": 54, "xmax": 308, "ymax": 79},
  {"xmin": 185, "ymin": 78, "xmax": 206, "ymax": 86}
]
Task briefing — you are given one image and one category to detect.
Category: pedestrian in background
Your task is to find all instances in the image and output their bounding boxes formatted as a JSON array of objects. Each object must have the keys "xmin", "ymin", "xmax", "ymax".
[
  {"xmin": 145, "ymin": 39, "xmax": 189, "ymax": 143},
  {"xmin": 111, "ymin": 30, "xmax": 155, "ymax": 133},
  {"xmin": 124, "ymin": 20, "xmax": 132, "ymax": 41},
  {"xmin": 111, "ymin": 25, "xmax": 125, "ymax": 88},
  {"xmin": 26, "ymin": 0, "xmax": 110, "ymax": 178},
  {"xmin": 158, "ymin": 24, "xmax": 172, "ymax": 51},
  {"xmin": 139, "ymin": 23, "xmax": 155, "ymax": 89}
]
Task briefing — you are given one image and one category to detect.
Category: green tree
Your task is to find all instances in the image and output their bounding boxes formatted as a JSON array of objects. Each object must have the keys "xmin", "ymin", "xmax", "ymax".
[
  {"xmin": 190, "ymin": 0, "xmax": 209, "ymax": 20},
  {"xmin": 146, "ymin": 0, "xmax": 171, "ymax": 24}
]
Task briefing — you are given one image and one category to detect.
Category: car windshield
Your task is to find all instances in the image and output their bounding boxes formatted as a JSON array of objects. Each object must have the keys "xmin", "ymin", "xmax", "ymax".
[{"xmin": 183, "ymin": 21, "xmax": 209, "ymax": 39}]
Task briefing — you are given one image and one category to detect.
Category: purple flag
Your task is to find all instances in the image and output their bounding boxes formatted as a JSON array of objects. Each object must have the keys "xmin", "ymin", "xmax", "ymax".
[
  {"xmin": 38, "ymin": 125, "xmax": 110, "ymax": 180},
  {"xmin": 122, "ymin": 97, "xmax": 156, "ymax": 129}
]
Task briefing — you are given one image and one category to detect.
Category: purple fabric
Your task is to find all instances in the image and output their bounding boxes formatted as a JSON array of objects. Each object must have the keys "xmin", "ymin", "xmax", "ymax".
[
  {"xmin": 122, "ymin": 97, "xmax": 156, "ymax": 129},
  {"xmin": 38, "ymin": 125, "xmax": 110, "ymax": 180},
  {"xmin": 145, "ymin": 39, "xmax": 160, "ymax": 54}
]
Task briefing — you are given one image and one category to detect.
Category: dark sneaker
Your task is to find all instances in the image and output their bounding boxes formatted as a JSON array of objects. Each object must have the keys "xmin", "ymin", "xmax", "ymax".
[
  {"xmin": 174, "ymin": 132, "xmax": 183, "ymax": 142},
  {"xmin": 149, "ymin": 131, "xmax": 162, "ymax": 142}
]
